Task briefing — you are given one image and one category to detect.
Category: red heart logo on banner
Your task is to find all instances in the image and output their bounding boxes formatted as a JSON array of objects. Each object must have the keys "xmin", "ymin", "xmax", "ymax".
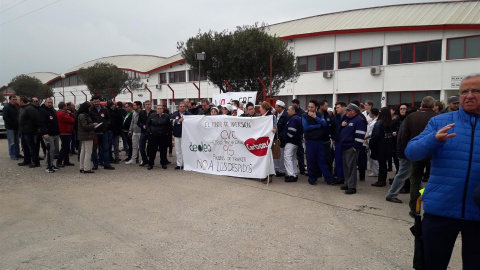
[{"xmin": 244, "ymin": 137, "xmax": 271, "ymax": 156}]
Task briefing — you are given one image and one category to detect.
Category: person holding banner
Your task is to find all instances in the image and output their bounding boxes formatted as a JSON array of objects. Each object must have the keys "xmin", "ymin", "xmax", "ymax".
[
  {"xmin": 210, "ymin": 107, "xmax": 219, "ymax": 115},
  {"xmin": 259, "ymin": 102, "xmax": 277, "ymax": 184},
  {"xmin": 171, "ymin": 102, "xmax": 191, "ymax": 170},
  {"xmin": 240, "ymin": 102, "xmax": 259, "ymax": 117},
  {"xmin": 198, "ymin": 99, "xmax": 211, "ymax": 115},
  {"xmin": 146, "ymin": 105, "xmax": 172, "ymax": 170},
  {"xmin": 283, "ymin": 105, "xmax": 303, "ymax": 182}
]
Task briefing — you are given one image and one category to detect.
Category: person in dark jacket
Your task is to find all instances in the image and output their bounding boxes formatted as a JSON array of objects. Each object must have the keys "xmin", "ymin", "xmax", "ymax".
[
  {"xmin": 116, "ymin": 101, "xmax": 129, "ymax": 153},
  {"xmin": 332, "ymin": 102, "xmax": 347, "ymax": 183},
  {"xmin": 146, "ymin": 105, "xmax": 171, "ymax": 170},
  {"xmin": 292, "ymin": 99, "xmax": 306, "ymax": 175},
  {"xmin": 107, "ymin": 101, "xmax": 124, "ymax": 163},
  {"xmin": 2, "ymin": 95, "xmax": 21, "ymax": 160},
  {"xmin": 405, "ymin": 74, "xmax": 480, "ymax": 269},
  {"xmin": 38, "ymin": 98, "xmax": 60, "ymax": 171},
  {"xmin": 137, "ymin": 100, "xmax": 154, "ymax": 166},
  {"xmin": 163, "ymin": 106, "xmax": 173, "ymax": 158},
  {"xmin": 283, "ymin": 105, "xmax": 303, "ymax": 182},
  {"xmin": 402, "ymin": 96, "xmax": 437, "ymax": 217},
  {"xmin": 18, "ymin": 96, "xmax": 40, "ymax": 168},
  {"xmin": 89, "ymin": 95, "xmax": 114, "ymax": 170},
  {"xmin": 339, "ymin": 103, "xmax": 367, "ymax": 194},
  {"xmin": 122, "ymin": 102, "xmax": 134, "ymax": 162},
  {"xmin": 32, "ymin": 97, "xmax": 48, "ymax": 160},
  {"xmin": 77, "ymin": 101, "xmax": 97, "ymax": 173},
  {"xmin": 56, "ymin": 102, "xmax": 75, "ymax": 167},
  {"xmin": 369, "ymin": 107, "xmax": 394, "ymax": 187},
  {"xmin": 198, "ymin": 99, "xmax": 211, "ymax": 115},
  {"xmin": 302, "ymin": 100, "xmax": 333, "ymax": 185},
  {"xmin": 171, "ymin": 102, "xmax": 191, "ymax": 169},
  {"xmin": 386, "ymin": 107, "xmax": 417, "ymax": 203},
  {"xmin": 274, "ymin": 100, "xmax": 288, "ymax": 177}
]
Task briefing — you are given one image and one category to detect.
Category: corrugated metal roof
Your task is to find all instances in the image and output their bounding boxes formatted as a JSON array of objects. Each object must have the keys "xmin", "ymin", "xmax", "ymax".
[
  {"xmin": 27, "ymin": 72, "xmax": 59, "ymax": 84},
  {"xmin": 66, "ymin": 54, "xmax": 167, "ymax": 74},
  {"xmin": 267, "ymin": 1, "xmax": 480, "ymax": 39}
]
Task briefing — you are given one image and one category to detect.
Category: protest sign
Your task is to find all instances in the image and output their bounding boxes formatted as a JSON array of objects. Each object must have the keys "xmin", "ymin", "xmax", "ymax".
[
  {"xmin": 182, "ymin": 115, "xmax": 275, "ymax": 178},
  {"xmin": 212, "ymin": 91, "xmax": 257, "ymax": 106}
]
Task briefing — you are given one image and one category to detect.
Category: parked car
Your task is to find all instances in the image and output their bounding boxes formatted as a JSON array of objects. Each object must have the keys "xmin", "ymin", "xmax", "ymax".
[{"xmin": 0, "ymin": 105, "xmax": 6, "ymax": 135}]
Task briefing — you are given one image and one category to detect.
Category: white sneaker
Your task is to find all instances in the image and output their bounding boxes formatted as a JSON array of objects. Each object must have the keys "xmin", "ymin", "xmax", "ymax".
[
  {"xmin": 368, "ymin": 173, "xmax": 378, "ymax": 177},
  {"xmin": 125, "ymin": 159, "xmax": 135, "ymax": 164}
]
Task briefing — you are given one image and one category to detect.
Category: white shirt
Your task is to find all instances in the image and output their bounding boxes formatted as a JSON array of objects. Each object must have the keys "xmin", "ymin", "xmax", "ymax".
[{"xmin": 365, "ymin": 118, "xmax": 377, "ymax": 146}]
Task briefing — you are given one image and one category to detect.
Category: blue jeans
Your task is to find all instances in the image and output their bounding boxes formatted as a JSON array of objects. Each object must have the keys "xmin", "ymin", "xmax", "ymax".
[
  {"xmin": 387, "ymin": 158, "xmax": 411, "ymax": 198},
  {"xmin": 305, "ymin": 140, "xmax": 333, "ymax": 183},
  {"xmin": 139, "ymin": 132, "xmax": 149, "ymax": 164},
  {"xmin": 92, "ymin": 133, "xmax": 110, "ymax": 167},
  {"xmin": 7, "ymin": 129, "xmax": 20, "ymax": 159}
]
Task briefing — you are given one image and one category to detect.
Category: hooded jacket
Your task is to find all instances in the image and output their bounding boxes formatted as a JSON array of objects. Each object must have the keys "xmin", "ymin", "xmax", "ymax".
[{"xmin": 18, "ymin": 103, "xmax": 38, "ymax": 134}]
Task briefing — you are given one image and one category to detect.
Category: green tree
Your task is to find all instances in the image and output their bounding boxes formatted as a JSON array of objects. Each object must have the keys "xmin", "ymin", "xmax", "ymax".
[
  {"xmin": 177, "ymin": 23, "xmax": 299, "ymax": 101},
  {"xmin": 77, "ymin": 62, "xmax": 129, "ymax": 100},
  {"xmin": 0, "ymin": 92, "xmax": 5, "ymax": 104},
  {"xmin": 9, "ymin": 75, "xmax": 53, "ymax": 100}
]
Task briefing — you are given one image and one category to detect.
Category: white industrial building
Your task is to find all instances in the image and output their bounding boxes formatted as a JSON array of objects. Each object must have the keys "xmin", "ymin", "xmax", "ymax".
[{"xmin": 4, "ymin": 1, "xmax": 479, "ymax": 109}]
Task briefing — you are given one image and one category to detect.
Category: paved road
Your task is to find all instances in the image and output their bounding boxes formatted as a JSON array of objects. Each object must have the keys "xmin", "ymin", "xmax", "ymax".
[{"xmin": 0, "ymin": 137, "xmax": 461, "ymax": 269}]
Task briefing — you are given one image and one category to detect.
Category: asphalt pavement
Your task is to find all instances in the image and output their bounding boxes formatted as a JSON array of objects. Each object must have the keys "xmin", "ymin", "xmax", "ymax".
[{"xmin": 0, "ymin": 137, "xmax": 462, "ymax": 269}]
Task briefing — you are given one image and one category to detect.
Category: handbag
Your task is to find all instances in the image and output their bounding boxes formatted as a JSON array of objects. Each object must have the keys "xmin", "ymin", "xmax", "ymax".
[{"xmin": 272, "ymin": 132, "xmax": 281, "ymax": 159}]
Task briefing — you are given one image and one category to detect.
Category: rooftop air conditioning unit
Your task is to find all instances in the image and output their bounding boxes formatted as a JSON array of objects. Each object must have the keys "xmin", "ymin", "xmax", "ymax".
[
  {"xmin": 323, "ymin": 71, "xmax": 333, "ymax": 79},
  {"xmin": 370, "ymin": 67, "xmax": 381, "ymax": 76},
  {"xmin": 156, "ymin": 84, "xmax": 161, "ymax": 90}
]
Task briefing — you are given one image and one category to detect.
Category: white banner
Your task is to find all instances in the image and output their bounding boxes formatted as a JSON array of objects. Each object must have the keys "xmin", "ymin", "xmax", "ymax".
[
  {"xmin": 212, "ymin": 91, "xmax": 257, "ymax": 106},
  {"xmin": 182, "ymin": 115, "xmax": 275, "ymax": 178}
]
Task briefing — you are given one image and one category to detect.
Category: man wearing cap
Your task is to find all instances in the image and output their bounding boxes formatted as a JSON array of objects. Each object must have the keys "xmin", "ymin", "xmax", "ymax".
[
  {"xmin": 339, "ymin": 103, "xmax": 367, "ymax": 194},
  {"xmin": 405, "ymin": 74, "xmax": 480, "ymax": 269},
  {"xmin": 441, "ymin": 96, "xmax": 460, "ymax": 113},
  {"xmin": 273, "ymin": 100, "xmax": 288, "ymax": 177},
  {"xmin": 402, "ymin": 96, "xmax": 437, "ymax": 217},
  {"xmin": 171, "ymin": 102, "xmax": 191, "ymax": 169}
]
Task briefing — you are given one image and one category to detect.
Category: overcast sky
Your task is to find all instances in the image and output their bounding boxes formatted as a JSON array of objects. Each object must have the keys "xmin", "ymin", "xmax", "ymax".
[{"xmin": 0, "ymin": 0, "xmax": 453, "ymax": 84}]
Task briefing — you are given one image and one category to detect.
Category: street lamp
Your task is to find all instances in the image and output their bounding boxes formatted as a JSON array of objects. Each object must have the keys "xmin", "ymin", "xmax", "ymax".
[
  {"xmin": 60, "ymin": 74, "xmax": 66, "ymax": 102},
  {"xmin": 195, "ymin": 52, "xmax": 206, "ymax": 99}
]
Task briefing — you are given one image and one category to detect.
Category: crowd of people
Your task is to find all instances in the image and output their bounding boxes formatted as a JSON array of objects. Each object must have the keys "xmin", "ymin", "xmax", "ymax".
[{"xmin": 2, "ymin": 74, "xmax": 480, "ymax": 269}]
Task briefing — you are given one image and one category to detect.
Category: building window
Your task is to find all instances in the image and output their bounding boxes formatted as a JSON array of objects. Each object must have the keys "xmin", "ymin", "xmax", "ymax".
[
  {"xmin": 298, "ymin": 53, "xmax": 334, "ymax": 72},
  {"xmin": 159, "ymin": 73, "xmax": 167, "ymax": 84},
  {"xmin": 387, "ymin": 91, "xmax": 440, "ymax": 107},
  {"xmin": 388, "ymin": 40, "xmax": 441, "ymax": 64},
  {"xmin": 337, "ymin": 92, "xmax": 382, "ymax": 107},
  {"xmin": 168, "ymin": 71, "xmax": 186, "ymax": 83},
  {"xmin": 447, "ymin": 35, "xmax": 480, "ymax": 60},
  {"xmin": 338, "ymin": 48, "xmax": 382, "ymax": 69},
  {"xmin": 188, "ymin": 70, "xmax": 207, "ymax": 81}
]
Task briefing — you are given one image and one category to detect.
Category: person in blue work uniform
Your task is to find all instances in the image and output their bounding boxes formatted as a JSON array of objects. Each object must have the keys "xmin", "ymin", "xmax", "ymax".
[
  {"xmin": 339, "ymin": 103, "xmax": 367, "ymax": 194},
  {"xmin": 302, "ymin": 100, "xmax": 334, "ymax": 185},
  {"xmin": 405, "ymin": 74, "xmax": 480, "ymax": 270},
  {"xmin": 282, "ymin": 105, "xmax": 303, "ymax": 182}
]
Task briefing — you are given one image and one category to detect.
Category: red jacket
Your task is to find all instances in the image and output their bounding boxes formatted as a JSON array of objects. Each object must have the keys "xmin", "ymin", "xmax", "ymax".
[{"xmin": 56, "ymin": 110, "xmax": 75, "ymax": 135}]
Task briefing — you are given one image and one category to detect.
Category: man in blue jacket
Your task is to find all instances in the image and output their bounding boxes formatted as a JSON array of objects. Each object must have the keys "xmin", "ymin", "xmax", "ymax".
[
  {"xmin": 283, "ymin": 105, "xmax": 303, "ymax": 182},
  {"xmin": 405, "ymin": 74, "xmax": 480, "ymax": 269},
  {"xmin": 302, "ymin": 100, "xmax": 333, "ymax": 185},
  {"xmin": 339, "ymin": 103, "xmax": 367, "ymax": 194},
  {"xmin": 171, "ymin": 102, "xmax": 191, "ymax": 169}
]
